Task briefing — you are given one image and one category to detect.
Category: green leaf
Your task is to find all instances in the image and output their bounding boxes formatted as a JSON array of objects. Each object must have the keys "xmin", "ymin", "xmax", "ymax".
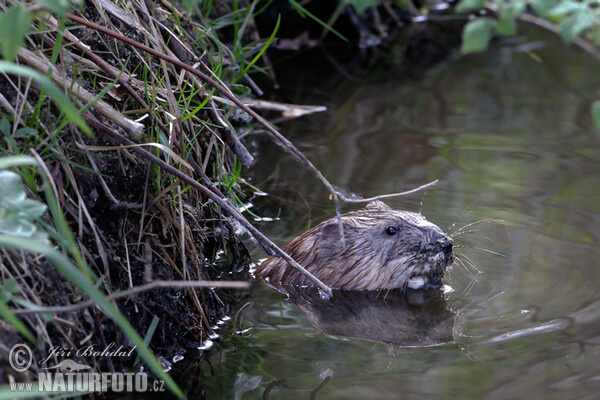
[
  {"xmin": 496, "ymin": 17, "xmax": 517, "ymax": 37},
  {"xmin": 1, "ymin": 280, "xmax": 20, "ymax": 297},
  {"xmin": 1, "ymin": 280, "xmax": 20, "ymax": 303},
  {"xmin": 0, "ymin": 3, "xmax": 31, "ymax": 62},
  {"xmin": 549, "ymin": 2, "xmax": 586, "ymax": 18},
  {"xmin": 343, "ymin": 0, "xmax": 380, "ymax": 15},
  {"xmin": 455, "ymin": 0, "xmax": 485, "ymax": 13},
  {"xmin": 0, "ymin": 62, "xmax": 92, "ymax": 136},
  {"xmin": 531, "ymin": 0, "xmax": 558, "ymax": 20},
  {"xmin": 0, "ymin": 216, "xmax": 37, "ymax": 237},
  {"xmin": 461, "ymin": 18, "xmax": 495, "ymax": 54},
  {"xmin": 0, "ymin": 156, "xmax": 37, "ymax": 170},
  {"xmin": 14, "ymin": 127, "xmax": 38, "ymax": 138},
  {"xmin": 35, "ymin": 0, "xmax": 72, "ymax": 16},
  {"xmin": 592, "ymin": 100, "xmax": 600, "ymax": 130},
  {"xmin": 496, "ymin": 0, "xmax": 526, "ymax": 36},
  {"xmin": 0, "ymin": 297, "xmax": 37, "ymax": 344},
  {"xmin": 289, "ymin": 0, "xmax": 349, "ymax": 43},
  {"xmin": 237, "ymin": 15, "xmax": 280, "ymax": 80},
  {"xmin": 559, "ymin": 10, "xmax": 593, "ymax": 43},
  {"xmin": 0, "ymin": 171, "xmax": 26, "ymax": 203},
  {"xmin": 503, "ymin": 1, "xmax": 526, "ymax": 19},
  {"xmin": 0, "ymin": 117, "xmax": 10, "ymax": 136},
  {"xmin": 13, "ymin": 198, "xmax": 47, "ymax": 219}
]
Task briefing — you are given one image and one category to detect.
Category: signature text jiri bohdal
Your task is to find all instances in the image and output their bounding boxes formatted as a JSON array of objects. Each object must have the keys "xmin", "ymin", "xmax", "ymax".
[{"xmin": 40, "ymin": 343, "xmax": 136, "ymax": 364}]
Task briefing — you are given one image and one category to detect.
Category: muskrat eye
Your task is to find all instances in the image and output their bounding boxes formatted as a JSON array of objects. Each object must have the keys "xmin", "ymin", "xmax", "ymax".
[{"xmin": 385, "ymin": 226, "xmax": 399, "ymax": 236}]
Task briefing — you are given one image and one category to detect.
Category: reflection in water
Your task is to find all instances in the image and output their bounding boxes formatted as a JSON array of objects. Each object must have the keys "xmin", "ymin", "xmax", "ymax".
[{"xmin": 284, "ymin": 287, "xmax": 454, "ymax": 348}]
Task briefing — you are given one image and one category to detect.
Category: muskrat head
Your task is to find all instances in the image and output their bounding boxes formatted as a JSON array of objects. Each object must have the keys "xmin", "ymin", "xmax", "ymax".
[{"xmin": 255, "ymin": 201, "xmax": 453, "ymax": 291}]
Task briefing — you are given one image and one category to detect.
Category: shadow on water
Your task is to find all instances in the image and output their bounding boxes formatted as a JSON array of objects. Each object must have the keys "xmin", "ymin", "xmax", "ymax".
[{"xmin": 173, "ymin": 22, "xmax": 600, "ymax": 400}]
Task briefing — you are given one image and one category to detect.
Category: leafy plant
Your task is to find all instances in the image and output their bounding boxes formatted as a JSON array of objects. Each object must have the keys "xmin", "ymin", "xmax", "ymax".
[
  {"xmin": 0, "ymin": 170, "xmax": 48, "ymax": 240},
  {"xmin": 0, "ymin": 2, "xmax": 31, "ymax": 61},
  {"xmin": 456, "ymin": 0, "xmax": 600, "ymax": 129},
  {"xmin": 343, "ymin": 0, "xmax": 381, "ymax": 15},
  {"xmin": 457, "ymin": 0, "xmax": 600, "ymax": 54}
]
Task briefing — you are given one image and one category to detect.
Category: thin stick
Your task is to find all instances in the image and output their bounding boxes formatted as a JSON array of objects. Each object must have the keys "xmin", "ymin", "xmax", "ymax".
[
  {"xmin": 12, "ymin": 280, "xmax": 250, "ymax": 315},
  {"xmin": 339, "ymin": 180, "xmax": 439, "ymax": 203}
]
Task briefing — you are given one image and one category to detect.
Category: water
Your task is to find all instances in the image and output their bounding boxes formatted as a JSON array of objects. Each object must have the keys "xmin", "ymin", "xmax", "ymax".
[{"xmin": 196, "ymin": 26, "xmax": 600, "ymax": 399}]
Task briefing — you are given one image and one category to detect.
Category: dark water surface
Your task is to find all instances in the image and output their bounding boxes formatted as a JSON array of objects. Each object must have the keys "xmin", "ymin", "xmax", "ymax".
[{"xmin": 197, "ymin": 27, "xmax": 600, "ymax": 399}]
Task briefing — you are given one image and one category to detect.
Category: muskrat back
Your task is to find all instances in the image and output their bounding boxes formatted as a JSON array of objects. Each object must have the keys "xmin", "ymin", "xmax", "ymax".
[{"xmin": 255, "ymin": 201, "xmax": 453, "ymax": 291}]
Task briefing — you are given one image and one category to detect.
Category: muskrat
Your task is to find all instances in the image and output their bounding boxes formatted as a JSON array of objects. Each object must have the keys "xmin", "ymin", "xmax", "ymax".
[{"xmin": 255, "ymin": 201, "xmax": 453, "ymax": 291}]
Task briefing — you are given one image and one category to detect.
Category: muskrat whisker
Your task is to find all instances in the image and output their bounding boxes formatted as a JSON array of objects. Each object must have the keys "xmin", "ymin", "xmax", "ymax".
[
  {"xmin": 447, "ymin": 193, "xmax": 487, "ymax": 231},
  {"xmin": 453, "ymin": 232, "xmax": 498, "ymax": 247},
  {"xmin": 451, "ymin": 230, "xmax": 498, "ymax": 245},
  {"xmin": 457, "ymin": 298, "xmax": 476, "ymax": 314},
  {"xmin": 460, "ymin": 277, "xmax": 478, "ymax": 297},
  {"xmin": 454, "ymin": 244, "xmax": 508, "ymax": 258},
  {"xmin": 450, "ymin": 229, "xmax": 481, "ymax": 238},
  {"xmin": 454, "ymin": 251, "xmax": 481, "ymax": 274},
  {"xmin": 453, "ymin": 254, "xmax": 475, "ymax": 278},
  {"xmin": 485, "ymin": 281, "xmax": 504, "ymax": 302},
  {"xmin": 450, "ymin": 218, "xmax": 504, "ymax": 237}
]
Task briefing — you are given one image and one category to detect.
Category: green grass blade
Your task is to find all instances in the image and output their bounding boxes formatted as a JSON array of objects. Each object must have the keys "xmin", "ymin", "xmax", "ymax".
[
  {"xmin": 0, "ymin": 298, "xmax": 37, "ymax": 344},
  {"xmin": 0, "ymin": 62, "xmax": 92, "ymax": 136},
  {"xmin": 0, "ymin": 156, "xmax": 37, "ymax": 170},
  {"xmin": 0, "ymin": 3, "xmax": 31, "ymax": 62},
  {"xmin": 235, "ymin": 14, "xmax": 280, "ymax": 82},
  {"xmin": 182, "ymin": 89, "xmax": 212, "ymax": 123},
  {"xmin": 134, "ymin": 315, "xmax": 160, "ymax": 366},
  {"xmin": 289, "ymin": 0, "xmax": 349, "ymax": 43}
]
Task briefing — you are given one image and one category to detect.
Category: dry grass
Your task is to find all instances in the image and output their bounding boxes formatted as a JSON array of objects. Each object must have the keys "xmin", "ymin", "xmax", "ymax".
[{"xmin": 0, "ymin": 0, "xmax": 287, "ymax": 390}]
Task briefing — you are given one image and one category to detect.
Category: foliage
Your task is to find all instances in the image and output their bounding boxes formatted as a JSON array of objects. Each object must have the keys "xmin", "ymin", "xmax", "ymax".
[
  {"xmin": 343, "ymin": 0, "xmax": 381, "ymax": 15},
  {"xmin": 456, "ymin": 0, "xmax": 600, "ymax": 129},
  {"xmin": 457, "ymin": 0, "xmax": 600, "ymax": 54},
  {"xmin": 288, "ymin": 0, "xmax": 349, "ymax": 42},
  {"xmin": 460, "ymin": 17, "xmax": 495, "ymax": 54},
  {"xmin": 592, "ymin": 100, "xmax": 600, "ymax": 129},
  {"xmin": 0, "ymin": 0, "xmax": 83, "ymax": 62},
  {"xmin": 0, "ymin": 169, "xmax": 47, "ymax": 240},
  {"xmin": 0, "ymin": 3, "xmax": 30, "ymax": 62}
]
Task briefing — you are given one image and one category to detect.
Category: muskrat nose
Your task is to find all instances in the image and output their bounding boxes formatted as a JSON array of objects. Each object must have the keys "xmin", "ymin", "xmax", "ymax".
[
  {"xmin": 421, "ymin": 236, "xmax": 453, "ymax": 255},
  {"xmin": 437, "ymin": 237, "xmax": 453, "ymax": 255}
]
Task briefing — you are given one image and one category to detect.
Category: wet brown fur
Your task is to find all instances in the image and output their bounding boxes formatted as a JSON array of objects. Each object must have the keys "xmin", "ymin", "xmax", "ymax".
[{"xmin": 255, "ymin": 201, "xmax": 453, "ymax": 291}]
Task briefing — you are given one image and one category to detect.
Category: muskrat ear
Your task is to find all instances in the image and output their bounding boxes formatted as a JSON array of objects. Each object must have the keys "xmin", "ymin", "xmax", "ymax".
[{"xmin": 365, "ymin": 201, "xmax": 392, "ymax": 211}]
